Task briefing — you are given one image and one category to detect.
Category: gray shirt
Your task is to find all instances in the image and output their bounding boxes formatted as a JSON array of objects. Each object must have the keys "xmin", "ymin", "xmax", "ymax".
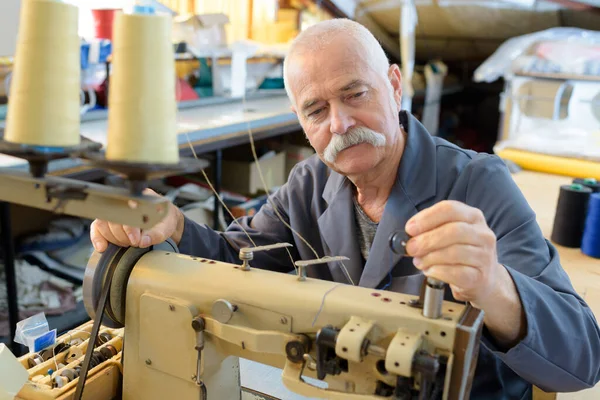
[{"xmin": 352, "ymin": 196, "xmax": 378, "ymax": 261}]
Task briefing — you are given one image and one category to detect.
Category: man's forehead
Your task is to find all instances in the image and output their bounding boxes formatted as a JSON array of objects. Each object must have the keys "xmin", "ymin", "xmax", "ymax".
[{"xmin": 288, "ymin": 42, "xmax": 371, "ymax": 100}]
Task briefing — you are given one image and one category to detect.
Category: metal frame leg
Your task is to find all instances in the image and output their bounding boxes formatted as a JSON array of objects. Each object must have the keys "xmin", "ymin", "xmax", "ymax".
[
  {"xmin": 213, "ymin": 149, "xmax": 222, "ymax": 230},
  {"xmin": 1, "ymin": 202, "xmax": 18, "ymax": 352}
]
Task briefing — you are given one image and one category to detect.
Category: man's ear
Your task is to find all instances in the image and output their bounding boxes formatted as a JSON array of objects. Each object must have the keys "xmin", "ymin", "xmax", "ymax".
[
  {"xmin": 290, "ymin": 105, "xmax": 297, "ymax": 115},
  {"xmin": 388, "ymin": 64, "xmax": 403, "ymax": 110}
]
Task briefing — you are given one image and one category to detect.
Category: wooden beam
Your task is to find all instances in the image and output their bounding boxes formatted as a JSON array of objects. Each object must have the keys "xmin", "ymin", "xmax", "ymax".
[
  {"xmin": 317, "ymin": 0, "xmax": 349, "ymax": 18},
  {"xmin": 544, "ymin": 0, "xmax": 600, "ymax": 11},
  {"xmin": 354, "ymin": 9, "xmax": 401, "ymax": 62}
]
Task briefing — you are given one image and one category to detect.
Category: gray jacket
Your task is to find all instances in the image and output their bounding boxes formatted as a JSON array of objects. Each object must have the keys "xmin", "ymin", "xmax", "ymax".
[{"xmin": 179, "ymin": 112, "xmax": 600, "ymax": 399}]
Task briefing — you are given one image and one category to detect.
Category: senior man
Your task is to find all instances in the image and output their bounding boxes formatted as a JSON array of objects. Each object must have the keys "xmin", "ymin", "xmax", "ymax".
[{"xmin": 91, "ymin": 19, "xmax": 600, "ymax": 399}]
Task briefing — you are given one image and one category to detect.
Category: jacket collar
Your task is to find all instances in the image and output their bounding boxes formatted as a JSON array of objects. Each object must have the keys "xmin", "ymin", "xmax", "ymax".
[{"xmin": 318, "ymin": 112, "xmax": 438, "ymax": 288}]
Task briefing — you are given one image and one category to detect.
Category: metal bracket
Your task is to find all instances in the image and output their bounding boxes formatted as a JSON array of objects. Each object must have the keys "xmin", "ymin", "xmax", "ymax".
[
  {"xmin": 45, "ymin": 182, "xmax": 89, "ymax": 213},
  {"xmin": 0, "ymin": 169, "xmax": 170, "ymax": 229},
  {"xmin": 294, "ymin": 256, "xmax": 350, "ymax": 281},
  {"xmin": 238, "ymin": 242, "xmax": 293, "ymax": 271}
]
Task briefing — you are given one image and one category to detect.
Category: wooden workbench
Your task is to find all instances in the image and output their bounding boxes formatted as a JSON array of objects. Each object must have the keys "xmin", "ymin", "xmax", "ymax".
[{"xmin": 511, "ymin": 170, "xmax": 600, "ymax": 400}]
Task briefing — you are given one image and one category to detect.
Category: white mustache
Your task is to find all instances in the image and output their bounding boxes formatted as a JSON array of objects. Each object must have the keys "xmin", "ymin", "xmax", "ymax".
[{"xmin": 323, "ymin": 126, "xmax": 387, "ymax": 163}]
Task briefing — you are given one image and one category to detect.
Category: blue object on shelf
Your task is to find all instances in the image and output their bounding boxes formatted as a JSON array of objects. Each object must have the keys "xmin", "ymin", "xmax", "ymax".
[{"xmin": 81, "ymin": 42, "xmax": 90, "ymax": 70}]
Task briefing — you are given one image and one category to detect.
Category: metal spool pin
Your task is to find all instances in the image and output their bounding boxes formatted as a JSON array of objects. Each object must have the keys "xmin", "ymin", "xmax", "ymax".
[{"xmin": 389, "ymin": 231, "xmax": 445, "ymax": 319}]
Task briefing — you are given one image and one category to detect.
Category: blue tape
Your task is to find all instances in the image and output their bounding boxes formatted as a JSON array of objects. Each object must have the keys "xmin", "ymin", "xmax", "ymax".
[
  {"xmin": 28, "ymin": 145, "xmax": 67, "ymax": 153},
  {"xmin": 33, "ymin": 329, "xmax": 56, "ymax": 352}
]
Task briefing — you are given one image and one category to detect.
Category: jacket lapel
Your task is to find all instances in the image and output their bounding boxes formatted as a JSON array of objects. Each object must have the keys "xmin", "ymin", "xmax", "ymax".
[
  {"xmin": 359, "ymin": 112, "xmax": 439, "ymax": 288},
  {"xmin": 359, "ymin": 183, "xmax": 419, "ymax": 288},
  {"xmin": 317, "ymin": 171, "xmax": 363, "ymax": 285}
]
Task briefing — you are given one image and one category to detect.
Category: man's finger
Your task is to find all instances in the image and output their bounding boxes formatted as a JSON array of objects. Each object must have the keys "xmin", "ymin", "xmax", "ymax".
[
  {"xmin": 142, "ymin": 188, "xmax": 159, "ymax": 196},
  {"xmin": 449, "ymin": 284, "xmax": 468, "ymax": 302},
  {"xmin": 123, "ymin": 225, "xmax": 141, "ymax": 247},
  {"xmin": 90, "ymin": 220, "xmax": 108, "ymax": 252},
  {"xmin": 406, "ymin": 200, "xmax": 485, "ymax": 236},
  {"xmin": 94, "ymin": 219, "xmax": 128, "ymax": 247},
  {"xmin": 95, "ymin": 220, "xmax": 129, "ymax": 247},
  {"xmin": 413, "ymin": 244, "xmax": 487, "ymax": 270},
  {"xmin": 108, "ymin": 222, "xmax": 131, "ymax": 246},
  {"xmin": 139, "ymin": 228, "xmax": 167, "ymax": 248},
  {"xmin": 406, "ymin": 221, "xmax": 476, "ymax": 257},
  {"xmin": 423, "ymin": 264, "xmax": 481, "ymax": 292}
]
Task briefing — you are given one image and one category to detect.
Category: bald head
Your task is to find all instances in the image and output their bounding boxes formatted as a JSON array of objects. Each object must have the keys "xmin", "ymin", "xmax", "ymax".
[{"xmin": 283, "ymin": 19, "xmax": 390, "ymax": 105}]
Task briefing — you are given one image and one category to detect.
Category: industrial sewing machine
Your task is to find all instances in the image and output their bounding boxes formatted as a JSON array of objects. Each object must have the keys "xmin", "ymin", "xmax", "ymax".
[{"xmin": 6, "ymin": 216, "xmax": 485, "ymax": 400}]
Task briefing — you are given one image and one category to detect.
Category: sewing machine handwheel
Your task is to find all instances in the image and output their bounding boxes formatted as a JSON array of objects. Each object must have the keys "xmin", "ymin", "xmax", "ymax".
[{"xmin": 83, "ymin": 239, "xmax": 179, "ymax": 328}]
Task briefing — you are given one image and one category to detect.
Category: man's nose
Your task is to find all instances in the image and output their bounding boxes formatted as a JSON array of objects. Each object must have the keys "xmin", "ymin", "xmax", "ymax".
[{"xmin": 329, "ymin": 103, "xmax": 355, "ymax": 135}]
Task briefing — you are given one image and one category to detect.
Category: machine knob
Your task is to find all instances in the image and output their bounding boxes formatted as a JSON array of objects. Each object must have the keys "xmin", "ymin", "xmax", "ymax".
[
  {"xmin": 389, "ymin": 231, "xmax": 409, "ymax": 256},
  {"xmin": 212, "ymin": 299, "xmax": 238, "ymax": 324}
]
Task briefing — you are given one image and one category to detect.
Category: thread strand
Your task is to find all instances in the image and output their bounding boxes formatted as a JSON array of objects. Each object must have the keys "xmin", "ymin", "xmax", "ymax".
[{"xmin": 184, "ymin": 132, "xmax": 256, "ymax": 247}]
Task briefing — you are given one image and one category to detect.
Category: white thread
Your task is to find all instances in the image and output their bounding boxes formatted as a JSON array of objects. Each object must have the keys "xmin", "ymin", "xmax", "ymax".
[
  {"xmin": 184, "ymin": 132, "xmax": 256, "ymax": 247},
  {"xmin": 339, "ymin": 261, "xmax": 355, "ymax": 286},
  {"xmin": 312, "ymin": 283, "xmax": 343, "ymax": 327},
  {"xmin": 51, "ymin": 344, "xmax": 59, "ymax": 374}
]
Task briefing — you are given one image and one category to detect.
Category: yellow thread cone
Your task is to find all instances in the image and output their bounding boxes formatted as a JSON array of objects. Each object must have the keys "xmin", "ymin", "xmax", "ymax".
[
  {"xmin": 5, "ymin": 0, "xmax": 80, "ymax": 147},
  {"xmin": 106, "ymin": 11, "xmax": 179, "ymax": 164}
]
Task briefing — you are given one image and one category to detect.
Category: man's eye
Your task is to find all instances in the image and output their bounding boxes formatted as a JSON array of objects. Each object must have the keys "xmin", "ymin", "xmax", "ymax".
[
  {"xmin": 351, "ymin": 91, "xmax": 366, "ymax": 99},
  {"xmin": 309, "ymin": 108, "xmax": 324, "ymax": 117}
]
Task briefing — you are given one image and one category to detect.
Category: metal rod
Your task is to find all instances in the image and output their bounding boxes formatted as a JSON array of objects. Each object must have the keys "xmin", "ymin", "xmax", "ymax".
[
  {"xmin": 423, "ymin": 279, "xmax": 444, "ymax": 319},
  {"xmin": 1, "ymin": 202, "xmax": 18, "ymax": 352},
  {"xmin": 213, "ymin": 149, "xmax": 222, "ymax": 230}
]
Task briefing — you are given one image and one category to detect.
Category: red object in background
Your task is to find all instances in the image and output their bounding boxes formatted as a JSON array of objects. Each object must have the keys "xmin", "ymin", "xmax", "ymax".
[
  {"xmin": 91, "ymin": 9, "xmax": 119, "ymax": 41},
  {"xmin": 176, "ymin": 78, "xmax": 199, "ymax": 102}
]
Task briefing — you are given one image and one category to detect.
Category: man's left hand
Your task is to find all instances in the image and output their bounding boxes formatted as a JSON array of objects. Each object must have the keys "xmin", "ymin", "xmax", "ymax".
[{"xmin": 405, "ymin": 200, "xmax": 508, "ymax": 310}]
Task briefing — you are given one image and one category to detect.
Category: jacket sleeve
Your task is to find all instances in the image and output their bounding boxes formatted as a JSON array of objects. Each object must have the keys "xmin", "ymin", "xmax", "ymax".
[
  {"xmin": 460, "ymin": 154, "xmax": 600, "ymax": 392},
  {"xmin": 177, "ymin": 169, "xmax": 301, "ymax": 273}
]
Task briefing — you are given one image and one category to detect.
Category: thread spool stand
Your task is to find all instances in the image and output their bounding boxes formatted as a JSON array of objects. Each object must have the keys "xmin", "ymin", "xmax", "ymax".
[
  {"xmin": 0, "ymin": 135, "xmax": 102, "ymax": 178},
  {"xmin": 80, "ymin": 151, "xmax": 208, "ymax": 196}
]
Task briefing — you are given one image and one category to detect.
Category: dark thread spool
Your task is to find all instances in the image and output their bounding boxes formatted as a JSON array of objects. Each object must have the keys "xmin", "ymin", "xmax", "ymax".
[
  {"xmin": 573, "ymin": 178, "xmax": 600, "ymax": 193},
  {"xmin": 582, "ymin": 193, "xmax": 600, "ymax": 258},
  {"xmin": 551, "ymin": 184, "xmax": 592, "ymax": 248}
]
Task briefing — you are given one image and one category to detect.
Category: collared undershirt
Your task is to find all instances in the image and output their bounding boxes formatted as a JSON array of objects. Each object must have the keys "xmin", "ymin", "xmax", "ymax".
[{"xmin": 352, "ymin": 196, "xmax": 379, "ymax": 261}]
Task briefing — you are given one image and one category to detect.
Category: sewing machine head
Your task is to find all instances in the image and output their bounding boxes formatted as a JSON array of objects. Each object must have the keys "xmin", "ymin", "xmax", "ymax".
[{"xmin": 83, "ymin": 242, "xmax": 484, "ymax": 400}]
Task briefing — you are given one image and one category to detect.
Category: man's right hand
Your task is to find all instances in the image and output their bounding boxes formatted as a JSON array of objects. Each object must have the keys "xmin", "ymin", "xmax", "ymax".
[{"xmin": 90, "ymin": 189, "xmax": 185, "ymax": 252}]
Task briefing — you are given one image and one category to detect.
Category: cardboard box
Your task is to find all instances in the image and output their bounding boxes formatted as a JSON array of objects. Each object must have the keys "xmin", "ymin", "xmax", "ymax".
[
  {"xmin": 222, "ymin": 151, "xmax": 286, "ymax": 196},
  {"xmin": 285, "ymin": 145, "xmax": 315, "ymax": 177},
  {"xmin": 231, "ymin": 195, "xmax": 269, "ymax": 219},
  {"xmin": 172, "ymin": 13, "xmax": 229, "ymax": 56}
]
